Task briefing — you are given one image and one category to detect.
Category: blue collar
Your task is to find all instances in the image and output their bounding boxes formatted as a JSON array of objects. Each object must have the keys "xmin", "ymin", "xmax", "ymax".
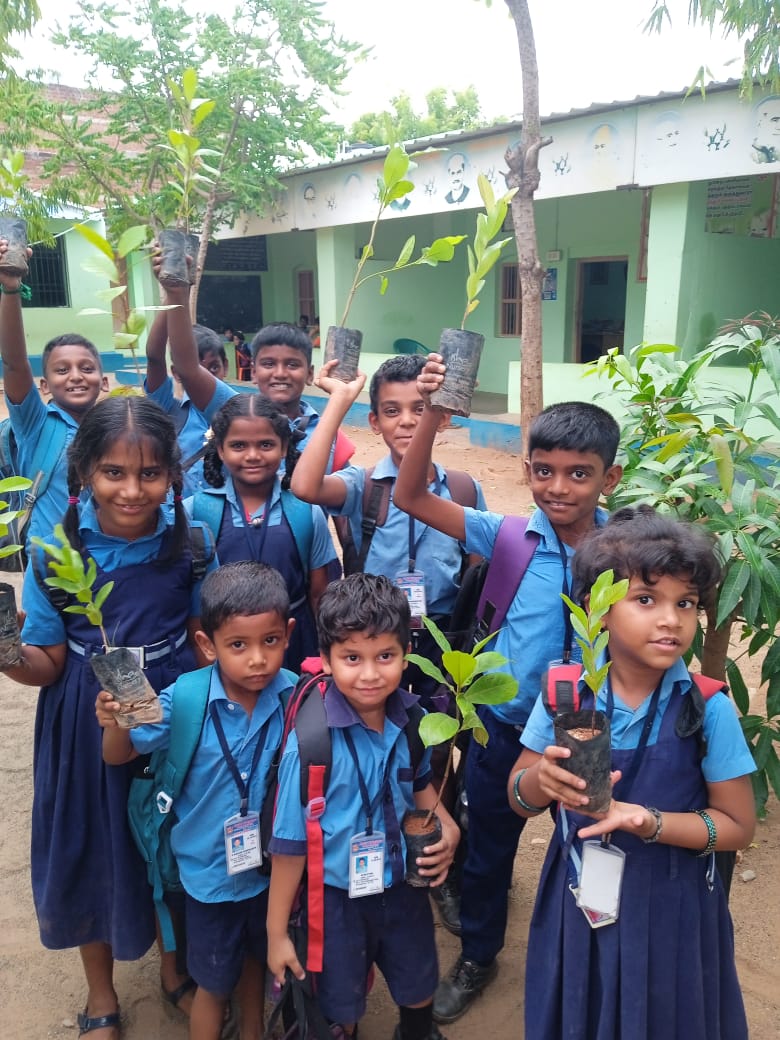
[{"xmin": 324, "ymin": 681, "xmax": 420, "ymax": 730}]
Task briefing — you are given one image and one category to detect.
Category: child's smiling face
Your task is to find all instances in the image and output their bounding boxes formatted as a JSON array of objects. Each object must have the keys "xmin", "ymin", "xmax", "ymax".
[
  {"xmin": 525, "ymin": 447, "xmax": 621, "ymax": 546},
  {"xmin": 252, "ymin": 344, "xmax": 313, "ymax": 417},
  {"xmin": 321, "ymin": 630, "xmax": 408, "ymax": 727},
  {"xmin": 40, "ymin": 344, "xmax": 108, "ymax": 418}
]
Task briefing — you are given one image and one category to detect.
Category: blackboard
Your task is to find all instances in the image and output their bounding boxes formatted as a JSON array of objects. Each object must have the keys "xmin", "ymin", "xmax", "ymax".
[{"xmin": 196, "ymin": 274, "xmax": 263, "ymax": 335}]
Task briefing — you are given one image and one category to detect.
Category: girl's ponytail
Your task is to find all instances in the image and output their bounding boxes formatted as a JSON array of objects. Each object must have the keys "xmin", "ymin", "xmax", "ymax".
[
  {"xmin": 170, "ymin": 475, "xmax": 189, "ymax": 560},
  {"xmin": 281, "ymin": 426, "xmax": 304, "ymax": 490},
  {"xmin": 203, "ymin": 438, "xmax": 226, "ymax": 488},
  {"xmin": 62, "ymin": 461, "xmax": 84, "ymax": 550}
]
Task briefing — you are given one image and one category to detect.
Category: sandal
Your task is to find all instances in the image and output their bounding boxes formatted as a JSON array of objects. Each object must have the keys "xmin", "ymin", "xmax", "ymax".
[
  {"xmin": 161, "ymin": 974, "xmax": 197, "ymax": 1012},
  {"xmin": 77, "ymin": 1007, "xmax": 121, "ymax": 1037}
]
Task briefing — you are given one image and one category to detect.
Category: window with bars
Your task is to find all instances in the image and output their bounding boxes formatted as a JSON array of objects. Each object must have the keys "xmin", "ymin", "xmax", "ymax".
[
  {"xmin": 499, "ymin": 263, "xmax": 522, "ymax": 336},
  {"xmin": 297, "ymin": 269, "xmax": 315, "ymax": 323},
  {"xmin": 24, "ymin": 236, "xmax": 70, "ymax": 308}
]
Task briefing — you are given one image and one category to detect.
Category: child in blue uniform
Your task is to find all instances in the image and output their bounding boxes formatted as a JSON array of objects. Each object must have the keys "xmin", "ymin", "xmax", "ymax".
[
  {"xmin": 0, "ymin": 238, "xmax": 109, "ymax": 545},
  {"xmin": 97, "ymin": 562, "xmax": 296, "ymax": 1040},
  {"xmin": 145, "ymin": 300, "xmax": 235, "ymax": 495},
  {"xmin": 3, "ymin": 396, "xmax": 217, "ymax": 1038},
  {"xmin": 187, "ymin": 393, "xmax": 337, "ymax": 672},
  {"xmin": 268, "ymin": 574, "xmax": 460, "ymax": 1040},
  {"xmin": 511, "ymin": 506, "xmax": 755, "ymax": 1040}
]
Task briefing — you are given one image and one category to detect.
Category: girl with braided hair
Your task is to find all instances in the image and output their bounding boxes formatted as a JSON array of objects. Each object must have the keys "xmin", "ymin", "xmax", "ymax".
[
  {"xmin": 3, "ymin": 395, "xmax": 217, "ymax": 1038},
  {"xmin": 188, "ymin": 393, "xmax": 336, "ymax": 671}
]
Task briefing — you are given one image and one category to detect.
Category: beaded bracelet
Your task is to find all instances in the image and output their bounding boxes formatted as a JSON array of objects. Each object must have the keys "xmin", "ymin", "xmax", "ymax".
[
  {"xmin": 0, "ymin": 283, "xmax": 32, "ymax": 300},
  {"xmin": 693, "ymin": 808, "xmax": 717, "ymax": 856},
  {"xmin": 642, "ymin": 806, "xmax": 663, "ymax": 844},
  {"xmin": 512, "ymin": 768, "xmax": 548, "ymax": 814}
]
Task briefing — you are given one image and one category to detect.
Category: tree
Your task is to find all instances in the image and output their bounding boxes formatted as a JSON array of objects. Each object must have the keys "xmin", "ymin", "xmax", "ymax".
[
  {"xmin": 490, "ymin": 0, "xmax": 549, "ymax": 461},
  {"xmin": 16, "ymin": 0, "xmax": 362, "ymax": 314},
  {"xmin": 646, "ymin": 0, "xmax": 780, "ymax": 96},
  {"xmin": 350, "ymin": 86, "xmax": 496, "ymax": 146},
  {"xmin": 0, "ymin": 0, "xmax": 40, "ymax": 74}
]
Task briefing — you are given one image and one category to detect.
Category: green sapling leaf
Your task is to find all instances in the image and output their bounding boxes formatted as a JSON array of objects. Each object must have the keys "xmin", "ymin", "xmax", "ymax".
[
  {"xmin": 403, "ymin": 653, "xmax": 447, "ymax": 687},
  {"xmin": 419, "ymin": 713, "xmax": 459, "ymax": 746}
]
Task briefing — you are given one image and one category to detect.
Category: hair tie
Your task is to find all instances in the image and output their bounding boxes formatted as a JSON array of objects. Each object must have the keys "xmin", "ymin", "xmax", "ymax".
[
  {"xmin": 173, "ymin": 494, "xmax": 183, "ymax": 502},
  {"xmin": 67, "ymin": 496, "xmax": 79, "ymax": 504}
]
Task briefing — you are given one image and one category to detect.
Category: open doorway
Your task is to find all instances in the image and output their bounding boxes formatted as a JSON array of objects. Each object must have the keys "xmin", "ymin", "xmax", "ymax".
[{"xmin": 575, "ymin": 258, "xmax": 627, "ymax": 363}]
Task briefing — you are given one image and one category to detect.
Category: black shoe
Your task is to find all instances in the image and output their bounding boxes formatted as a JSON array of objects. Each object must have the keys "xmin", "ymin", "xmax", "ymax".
[
  {"xmin": 430, "ymin": 878, "xmax": 461, "ymax": 936},
  {"xmin": 432, "ymin": 956, "xmax": 498, "ymax": 1024},
  {"xmin": 392, "ymin": 1026, "xmax": 448, "ymax": 1040}
]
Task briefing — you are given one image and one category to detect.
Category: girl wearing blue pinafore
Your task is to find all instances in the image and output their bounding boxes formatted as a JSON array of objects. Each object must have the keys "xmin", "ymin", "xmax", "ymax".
[
  {"xmin": 507, "ymin": 507, "xmax": 755, "ymax": 1040},
  {"xmin": 187, "ymin": 394, "xmax": 337, "ymax": 673},
  {"xmin": 5, "ymin": 397, "xmax": 216, "ymax": 1037}
]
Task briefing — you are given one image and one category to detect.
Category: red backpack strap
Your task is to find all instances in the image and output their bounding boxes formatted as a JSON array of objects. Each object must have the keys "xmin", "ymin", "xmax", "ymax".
[
  {"xmin": 692, "ymin": 674, "xmax": 727, "ymax": 700},
  {"xmin": 543, "ymin": 663, "xmax": 583, "ymax": 715},
  {"xmin": 304, "ymin": 761, "xmax": 327, "ymax": 973}
]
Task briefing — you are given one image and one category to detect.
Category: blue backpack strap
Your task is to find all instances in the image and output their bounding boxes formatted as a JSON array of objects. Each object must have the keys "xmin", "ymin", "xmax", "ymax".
[
  {"xmin": 149, "ymin": 666, "xmax": 212, "ymax": 950},
  {"xmin": 474, "ymin": 516, "xmax": 540, "ymax": 644},
  {"xmin": 0, "ymin": 419, "xmax": 15, "ymax": 474},
  {"xmin": 280, "ymin": 489, "xmax": 315, "ymax": 567},
  {"xmin": 191, "ymin": 491, "xmax": 225, "ymax": 545},
  {"xmin": 29, "ymin": 413, "xmax": 69, "ymax": 494}
]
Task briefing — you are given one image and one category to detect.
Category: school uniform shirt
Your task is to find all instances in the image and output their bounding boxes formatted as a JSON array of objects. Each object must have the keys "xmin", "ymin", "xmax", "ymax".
[
  {"xmin": 462, "ymin": 505, "xmax": 609, "ymax": 727},
  {"xmin": 145, "ymin": 376, "xmax": 235, "ymax": 496},
  {"xmin": 521, "ymin": 655, "xmax": 755, "ymax": 782},
  {"xmin": 21, "ymin": 502, "xmax": 216, "ymax": 645},
  {"xmin": 269, "ymin": 682, "xmax": 433, "ymax": 890},
  {"xmin": 131, "ymin": 664, "xmax": 296, "ymax": 902},
  {"xmin": 6, "ymin": 390, "xmax": 80, "ymax": 544},
  {"xmin": 183, "ymin": 473, "xmax": 337, "ymax": 571},
  {"xmin": 331, "ymin": 457, "xmax": 487, "ymax": 616}
]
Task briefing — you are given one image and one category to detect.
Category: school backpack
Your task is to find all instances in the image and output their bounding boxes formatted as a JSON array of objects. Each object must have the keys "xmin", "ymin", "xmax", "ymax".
[
  {"xmin": 338, "ymin": 466, "xmax": 478, "ymax": 576},
  {"xmin": 445, "ymin": 514, "xmax": 540, "ymax": 651},
  {"xmin": 192, "ymin": 488, "xmax": 314, "ymax": 567},
  {"xmin": 265, "ymin": 657, "xmax": 426, "ymax": 973},
  {"xmin": 0, "ymin": 413, "xmax": 69, "ymax": 571}
]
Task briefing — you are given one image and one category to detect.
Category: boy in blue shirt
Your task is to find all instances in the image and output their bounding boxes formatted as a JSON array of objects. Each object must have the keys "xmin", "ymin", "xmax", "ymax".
[
  {"xmin": 0, "ymin": 238, "xmax": 109, "ymax": 544},
  {"xmin": 394, "ymin": 355, "xmax": 622, "ymax": 1023},
  {"xmin": 267, "ymin": 574, "xmax": 460, "ymax": 1040},
  {"xmin": 97, "ymin": 562, "xmax": 296, "ymax": 1040}
]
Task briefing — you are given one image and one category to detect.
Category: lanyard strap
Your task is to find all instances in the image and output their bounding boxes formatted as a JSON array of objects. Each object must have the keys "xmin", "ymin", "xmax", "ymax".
[
  {"xmin": 407, "ymin": 513, "xmax": 430, "ymax": 572},
  {"xmin": 556, "ymin": 537, "xmax": 574, "ymax": 663},
  {"xmin": 605, "ymin": 676, "xmax": 663, "ymax": 798},
  {"xmin": 343, "ymin": 729, "xmax": 396, "ymax": 835},
  {"xmin": 209, "ymin": 701, "xmax": 270, "ymax": 816}
]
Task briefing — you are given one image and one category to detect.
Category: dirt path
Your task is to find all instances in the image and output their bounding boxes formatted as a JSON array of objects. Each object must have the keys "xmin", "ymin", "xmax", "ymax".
[{"xmin": 0, "ymin": 418, "xmax": 777, "ymax": 1038}]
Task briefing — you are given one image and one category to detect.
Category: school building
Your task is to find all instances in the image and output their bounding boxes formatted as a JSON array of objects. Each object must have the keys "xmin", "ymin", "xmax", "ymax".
[{"xmin": 13, "ymin": 79, "xmax": 780, "ymax": 422}]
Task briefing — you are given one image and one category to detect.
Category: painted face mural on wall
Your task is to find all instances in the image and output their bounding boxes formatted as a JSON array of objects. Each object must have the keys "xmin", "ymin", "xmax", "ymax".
[
  {"xmin": 445, "ymin": 152, "xmax": 470, "ymax": 204},
  {"xmin": 751, "ymin": 96, "xmax": 780, "ymax": 164}
]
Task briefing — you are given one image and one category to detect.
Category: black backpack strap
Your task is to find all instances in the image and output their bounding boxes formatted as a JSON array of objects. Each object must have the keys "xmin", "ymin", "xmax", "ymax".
[
  {"xmin": 355, "ymin": 466, "xmax": 393, "ymax": 573},
  {"xmin": 405, "ymin": 701, "xmax": 426, "ymax": 776},
  {"xmin": 444, "ymin": 469, "xmax": 478, "ymax": 509},
  {"xmin": 293, "ymin": 676, "xmax": 333, "ymax": 808},
  {"xmin": 181, "ymin": 442, "xmax": 208, "ymax": 472},
  {"xmin": 189, "ymin": 523, "xmax": 216, "ymax": 583},
  {"xmin": 542, "ymin": 663, "xmax": 583, "ymax": 716}
]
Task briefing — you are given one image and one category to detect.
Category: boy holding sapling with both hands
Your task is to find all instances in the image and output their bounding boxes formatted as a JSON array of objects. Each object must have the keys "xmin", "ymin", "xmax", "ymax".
[
  {"xmin": 267, "ymin": 574, "xmax": 459, "ymax": 1040},
  {"xmin": 393, "ymin": 354, "xmax": 622, "ymax": 1024}
]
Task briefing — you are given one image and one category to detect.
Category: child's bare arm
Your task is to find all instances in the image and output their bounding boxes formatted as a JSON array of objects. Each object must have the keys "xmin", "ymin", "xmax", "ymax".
[
  {"xmin": 289, "ymin": 361, "xmax": 362, "ymax": 509},
  {"xmin": 2, "ymin": 643, "xmax": 66, "ymax": 687},
  {"xmin": 307, "ymin": 564, "xmax": 330, "ymax": 616},
  {"xmin": 267, "ymin": 853, "xmax": 307, "ymax": 984},
  {"xmin": 151, "ymin": 249, "xmax": 216, "ymax": 411},
  {"xmin": 412, "ymin": 783, "xmax": 460, "ymax": 885},
  {"xmin": 394, "ymin": 356, "xmax": 466, "ymax": 542},
  {"xmin": 95, "ymin": 690, "xmax": 139, "ymax": 764},
  {"xmin": 0, "ymin": 240, "xmax": 34, "ymax": 405},
  {"xmin": 144, "ymin": 304, "xmax": 170, "ymax": 393}
]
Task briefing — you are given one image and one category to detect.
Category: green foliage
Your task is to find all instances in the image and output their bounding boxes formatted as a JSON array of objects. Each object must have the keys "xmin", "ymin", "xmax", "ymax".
[
  {"xmin": 0, "ymin": 148, "xmax": 55, "ymax": 246},
  {"xmin": 73, "ymin": 223, "xmax": 171, "ymax": 381},
  {"xmin": 0, "ymin": 0, "xmax": 40, "ymax": 73},
  {"xmin": 645, "ymin": 1, "xmax": 780, "ymax": 97},
  {"xmin": 561, "ymin": 570, "xmax": 629, "ymax": 696},
  {"xmin": 31, "ymin": 525, "xmax": 114, "ymax": 646},
  {"xmin": 586, "ymin": 319, "xmax": 780, "ymax": 813},
  {"xmin": 406, "ymin": 616, "xmax": 517, "ymax": 821},
  {"xmin": 339, "ymin": 143, "xmax": 465, "ymax": 326},
  {"xmin": 461, "ymin": 174, "xmax": 517, "ymax": 329},
  {"xmin": 350, "ymin": 86, "xmax": 501, "ymax": 146},
  {"xmin": 0, "ymin": 474, "xmax": 33, "ymax": 561},
  {"xmin": 18, "ymin": 0, "xmax": 361, "ymax": 243}
]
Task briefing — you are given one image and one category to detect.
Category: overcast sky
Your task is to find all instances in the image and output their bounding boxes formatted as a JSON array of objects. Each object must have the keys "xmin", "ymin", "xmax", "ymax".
[{"xmin": 26, "ymin": 0, "xmax": 742, "ymax": 126}]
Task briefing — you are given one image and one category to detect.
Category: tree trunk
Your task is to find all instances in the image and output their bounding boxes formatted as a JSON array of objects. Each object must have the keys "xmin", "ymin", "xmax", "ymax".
[
  {"xmin": 702, "ymin": 605, "xmax": 733, "ymax": 681},
  {"xmin": 503, "ymin": 0, "xmax": 551, "ymax": 465},
  {"xmin": 189, "ymin": 194, "xmax": 215, "ymax": 324}
]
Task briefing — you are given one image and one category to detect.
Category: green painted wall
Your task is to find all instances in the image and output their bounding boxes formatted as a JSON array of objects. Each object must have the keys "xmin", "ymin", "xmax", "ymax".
[
  {"xmin": 263, "ymin": 230, "xmax": 317, "ymax": 330},
  {"xmin": 23, "ymin": 219, "xmax": 114, "ymax": 358}
]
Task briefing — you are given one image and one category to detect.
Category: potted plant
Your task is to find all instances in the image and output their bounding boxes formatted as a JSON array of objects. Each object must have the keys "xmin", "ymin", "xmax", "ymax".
[
  {"xmin": 429, "ymin": 174, "xmax": 517, "ymax": 416},
  {"xmin": 74, "ymin": 223, "xmax": 176, "ymax": 389},
  {"xmin": 554, "ymin": 569, "xmax": 628, "ymax": 812},
  {"xmin": 31, "ymin": 525, "xmax": 163, "ymax": 727},
  {"xmin": 325, "ymin": 142, "xmax": 465, "ymax": 381},
  {"xmin": 402, "ymin": 615, "xmax": 518, "ymax": 885},
  {"xmin": 0, "ymin": 472, "xmax": 34, "ymax": 667},
  {"xmin": 155, "ymin": 69, "xmax": 218, "ymax": 290},
  {"xmin": 0, "ymin": 150, "xmax": 57, "ymax": 278}
]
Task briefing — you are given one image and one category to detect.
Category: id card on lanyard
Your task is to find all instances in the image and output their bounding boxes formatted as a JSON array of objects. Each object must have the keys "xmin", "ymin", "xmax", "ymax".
[
  {"xmin": 344, "ymin": 730, "xmax": 395, "ymax": 898},
  {"xmin": 395, "ymin": 515, "xmax": 430, "ymax": 629}
]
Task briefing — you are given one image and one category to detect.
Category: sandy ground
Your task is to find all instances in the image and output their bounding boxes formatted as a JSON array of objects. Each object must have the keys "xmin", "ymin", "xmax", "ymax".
[{"xmin": 0, "ymin": 415, "xmax": 777, "ymax": 1039}]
